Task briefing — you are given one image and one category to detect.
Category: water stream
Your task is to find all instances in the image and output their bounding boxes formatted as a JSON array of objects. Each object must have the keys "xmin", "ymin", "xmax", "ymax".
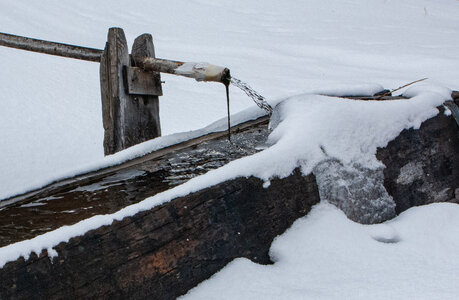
[{"xmin": 230, "ymin": 77, "xmax": 273, "ymax": 115}]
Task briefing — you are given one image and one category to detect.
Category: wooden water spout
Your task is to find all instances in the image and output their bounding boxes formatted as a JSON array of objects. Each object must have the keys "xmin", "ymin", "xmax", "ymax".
[{"xmin": 0, "ymin": 28, "xmax": 232, "ymax": 155}]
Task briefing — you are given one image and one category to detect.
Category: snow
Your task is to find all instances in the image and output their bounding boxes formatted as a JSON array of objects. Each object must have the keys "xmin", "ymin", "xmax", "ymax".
[
  {"xmin": 1, "ymin": 0, "xmax": 459, "ymax": 200},
  {"xmin": 182, "ymin": 202, "xmax": 459, "ymax": 300},
  {"xmin": 396, "ymin": 161, "xmax": 424, "ymax": 185}
]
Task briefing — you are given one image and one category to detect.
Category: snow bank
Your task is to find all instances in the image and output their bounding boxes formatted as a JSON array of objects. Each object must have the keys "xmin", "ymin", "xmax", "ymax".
[
  {"xmin": 182, "ymin": 202, "xmax": 459, "ymax": 300},
  {"xmin": 0, "ymin": 83, "xmax": 450, "ymax": 268}
]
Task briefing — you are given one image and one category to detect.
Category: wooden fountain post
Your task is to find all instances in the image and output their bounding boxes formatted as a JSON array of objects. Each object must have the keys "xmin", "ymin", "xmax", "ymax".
[
  {"xmin": 1, "ymin": 27, "xmax": 229, "ymax": 156},
  {"xmin": 100, "ymin": 28, "xmax": 163, "ymax": 155}
]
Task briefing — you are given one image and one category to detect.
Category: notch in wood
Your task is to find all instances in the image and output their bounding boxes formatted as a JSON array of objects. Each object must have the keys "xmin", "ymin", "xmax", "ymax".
[{"xmin": 126, "ymin": 66, "xmax": 163, "ymax": 96}]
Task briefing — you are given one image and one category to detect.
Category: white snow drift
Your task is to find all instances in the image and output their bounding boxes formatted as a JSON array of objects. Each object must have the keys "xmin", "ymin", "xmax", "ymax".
[{"xmin": 182, "ymin": 202, "xmax": 459, "ymax": 300}]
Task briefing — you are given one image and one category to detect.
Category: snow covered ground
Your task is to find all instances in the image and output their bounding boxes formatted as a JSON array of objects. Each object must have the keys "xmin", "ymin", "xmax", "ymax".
[
  {"xmin": 0, "ymin": 0, "xmax": 458, "ymax": 298},
  {"xmin": 1, "ymin": 0, "xmax": 459, "ymax": 199},
  {"xmin": 182, "ymin": 202, "xmax": 459, "ymax": 300}
]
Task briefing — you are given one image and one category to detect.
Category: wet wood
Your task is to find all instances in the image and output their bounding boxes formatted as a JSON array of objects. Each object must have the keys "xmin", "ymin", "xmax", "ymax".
[
  {"xmin": 0, "ymin": 31, "xmax": 102, "ymax": 62},
  {"xmin": 0, "ymin": 169, "xmax": 320, "ymax": 300}
]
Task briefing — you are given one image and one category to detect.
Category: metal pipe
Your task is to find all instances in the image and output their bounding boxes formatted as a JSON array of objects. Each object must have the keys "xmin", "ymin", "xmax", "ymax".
[{"xmin": 0, "ymin": 32, "xmax": 103, "ymax": 62}]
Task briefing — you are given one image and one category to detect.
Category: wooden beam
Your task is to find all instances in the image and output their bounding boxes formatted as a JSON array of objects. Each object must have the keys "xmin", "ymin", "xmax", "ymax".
[{"xmin": 0, "ymin": 31, "xmax": 103, "ymax": 62}]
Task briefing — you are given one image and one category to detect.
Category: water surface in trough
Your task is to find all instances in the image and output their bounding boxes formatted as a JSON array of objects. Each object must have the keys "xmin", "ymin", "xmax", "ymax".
[{"xmin": 0, "ymin": 122, "xmax": 269, "ymax": 247}]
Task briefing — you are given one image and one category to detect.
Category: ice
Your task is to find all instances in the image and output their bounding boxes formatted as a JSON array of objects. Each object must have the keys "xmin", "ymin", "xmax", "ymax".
[{"xmin": 313, "ymin": 160, "xmax": 395, "ymax": 224}]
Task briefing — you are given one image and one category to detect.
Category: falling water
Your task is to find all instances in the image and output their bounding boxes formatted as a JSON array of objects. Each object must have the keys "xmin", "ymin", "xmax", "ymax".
[
  {"xmin": 230, "ymin": 77, "xmax": 273, "ymax": 115},
  {"xmin": 225, "ymin": 83, "xmax": 231, "ymax": 140}
]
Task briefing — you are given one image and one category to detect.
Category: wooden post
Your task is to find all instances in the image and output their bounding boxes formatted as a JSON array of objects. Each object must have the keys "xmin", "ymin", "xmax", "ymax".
[
  {"xmin": 100, "ymin": 28, "xmax": 162, "ymax": 155},
  {"xmin": 128, "ymin": 34, "xmax": 162, "ymax": 143}
]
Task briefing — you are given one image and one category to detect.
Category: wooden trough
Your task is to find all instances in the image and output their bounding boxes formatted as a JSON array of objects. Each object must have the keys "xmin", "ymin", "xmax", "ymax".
[
  {"xmin": 0, "ymin": 93, "xmax": 457, "ymax": 299},
  {"xmin": 0, "ymin": 114, "xmax": 321, "ymax": 299},
  {"xmin": 1, "ymin": 27, "xmax": 458, "ymax": 299}
]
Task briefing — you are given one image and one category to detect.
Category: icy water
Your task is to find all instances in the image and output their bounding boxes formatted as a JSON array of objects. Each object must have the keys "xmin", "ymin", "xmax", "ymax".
[
  {"xmin": 0, "ymin": 120, "xmax": 269, "ymax": 247},
  {"xmin": 230, "ymin": 77, "xmax": 273, "ymax": 115}
]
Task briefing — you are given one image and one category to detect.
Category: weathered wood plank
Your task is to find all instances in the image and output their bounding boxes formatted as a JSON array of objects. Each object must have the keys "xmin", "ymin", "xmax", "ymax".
[
  {"xmin": 0, "ymin": 31, "xmax": 102, "ymax": 62},
  {"xmin": 126, "ymin": 66, "xmax": 162, "ymax": 96},
  {"xmin": 0, "ymin": 169, "xmax": 320, "ymax": 300},
  {"xmin": 124, "ymin": 34, "xmax": 162, "ymax": 145},
  {"xmin": 100, "ymin": 28, "xmax": 132, "ymax": 155}
]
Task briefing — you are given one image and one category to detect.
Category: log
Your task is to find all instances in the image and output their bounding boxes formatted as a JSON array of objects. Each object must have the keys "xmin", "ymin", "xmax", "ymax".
[
  {"xmin": 376, "ymin": 106, "xmax": 459, "ymax": 214},
  {"xmin": 0, "ymin": 31, "xmax": 102, "ymax": 62},
  {"xmin": 0, "ymin": 169, "xmax": 320, "ymax": 300}
]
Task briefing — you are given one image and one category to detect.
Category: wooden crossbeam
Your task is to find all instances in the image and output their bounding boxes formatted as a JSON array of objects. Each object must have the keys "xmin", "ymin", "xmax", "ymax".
[{"xmin": 0, "ymin": 31, "xmax": 103, "ymax": 62}]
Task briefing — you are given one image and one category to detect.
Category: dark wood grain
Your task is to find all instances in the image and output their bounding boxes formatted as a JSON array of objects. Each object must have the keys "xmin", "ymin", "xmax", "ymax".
[
  {"xmin": 0, "ymin": 169, "xmax": 320, "ymax": 300},
  {"xmin": 376, "ymin": 107, "xmax": 459, "ymax": 213}
]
